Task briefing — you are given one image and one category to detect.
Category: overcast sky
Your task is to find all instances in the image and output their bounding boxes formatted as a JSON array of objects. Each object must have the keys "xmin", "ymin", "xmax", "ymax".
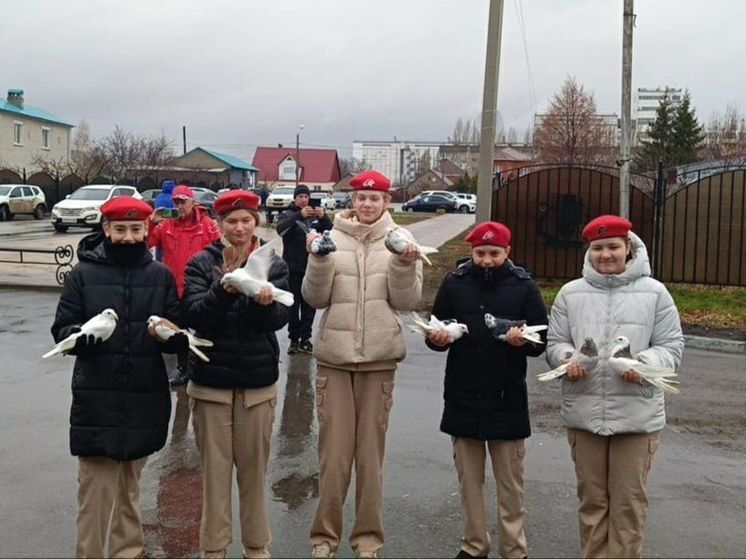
[{"xmin": 3, "ymin": 0, "xmax": 744, "ymax": 159}]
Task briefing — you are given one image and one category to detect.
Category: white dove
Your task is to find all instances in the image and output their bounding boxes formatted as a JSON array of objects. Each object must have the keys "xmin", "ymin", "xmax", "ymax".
[
  {"xmin": 537, "ymin": 337, "xmax": 599, "ymax": 382},
  {"xmin": 220, "ymin": 236, "xmax": 295, "ymax": 307},
  {"xmin": 607, "ymin": 335, "xmax": 680, "ymax": 394},
  {"xmin": 43, "ymin": 308, "xmax": 119, "ymax": 359},
  {"xmin": 147, "ymin": 315, "xmax": 214, "ymax": 363},
  {"xmin": 483, "ymin": 313, "xmax": 548, "ymax": 344},
  {"xmin": 384, "ymin": 227, "xmax": 439, "ymax": 266},
  {"xmin": 408, "ymin": 312, "xmax": 469, "ymax": 342}
]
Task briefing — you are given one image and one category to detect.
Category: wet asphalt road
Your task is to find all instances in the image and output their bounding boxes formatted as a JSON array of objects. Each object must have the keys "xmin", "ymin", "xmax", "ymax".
[{"xmin": 1, "ymin": 289, "xmax": 745, "ymax": 558}]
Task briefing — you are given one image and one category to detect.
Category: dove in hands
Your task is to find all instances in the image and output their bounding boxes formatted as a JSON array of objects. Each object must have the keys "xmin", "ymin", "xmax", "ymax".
[
  {"xmin": 483, "ymin": 313, "xmax": 547, "ymax": 345},
  {"xmin": 607, "ymin": 335, "xmax": 680, "ymax": 394},
  {"xmin": 147, "ymin": 315, "xmax": 214, "ymax": 363},
  {"xmin": 408, "ymin": 312, "xmax": 469, "ymax": 343},
  {"xmin": 220, "ymin": 236, "xmax": 295, "ymax": 307},
  {"xmin": 537, "ymin": 337, "xmax": 599, "ymax": 382},
  {"xmin": 311, "ymin": 230, "xmax": 337, "ymax": 256},
  {"xmin": 43, "ymin": 308, "xmax": 118, "ymax": 359},
  {"xmin": 384, "ymin": 228, "xmax": 438, "ymax": 266}
]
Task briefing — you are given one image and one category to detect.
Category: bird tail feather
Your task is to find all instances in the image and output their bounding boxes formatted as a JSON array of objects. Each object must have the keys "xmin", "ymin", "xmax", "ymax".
[
  {"xmin": 272, "ymin": 288, "xmax": 295, "ymax": 307},
  {"xmin": 536, "ymin": 366, "xmax": 566, "ymax": 382},
  {"xmin": 189, "ymin": 345, "xmax": 211, "ymax": 363}
]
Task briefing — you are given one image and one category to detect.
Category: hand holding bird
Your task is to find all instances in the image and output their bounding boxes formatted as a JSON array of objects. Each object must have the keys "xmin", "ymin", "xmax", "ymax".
[
  {"xmin": 483, "ymin": 313, "xmax": 547, "ymax": 345},
  {"xmin": 408, "ymin": 312, "xmax": 469, "ymax": 345},
  {"xmin": 43, "ymin": 308, "xmax": 118, "ymax": 359},
  {"xmin": 147, "ymin": 315, "xmax": 214, "ymax": 362},
  {"xmin": 536, "ymin": 338, "xmax": 599, "ymax": 382},
  {"xmin": 607, "ymin": 335, "xmax": 680, "ymax": 394},
  {"xmin": 384, "ymin": 228, "xmax": 438, "ymax": 266}
]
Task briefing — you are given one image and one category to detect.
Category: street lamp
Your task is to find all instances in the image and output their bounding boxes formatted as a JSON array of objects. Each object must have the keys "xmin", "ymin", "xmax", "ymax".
[{"xmin": 296, "ymin": 124, "xmax": 304, "ymax": 187}]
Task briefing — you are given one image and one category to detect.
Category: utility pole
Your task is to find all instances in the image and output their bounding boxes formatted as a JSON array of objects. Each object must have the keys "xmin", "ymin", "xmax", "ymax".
[
  {"xmin": 182, "ymin": 126, "xmax": 187, "ymax": 155},
  {"xmin": 476, "ymin": 0, "xmax": 505, "ymax": 223},
  {"xmin": 296, "ymin": 124, "xmax": 304, "ymax": 187},
  {"xmin": 619, "ymin": 0, "xmax": 634, "ymax": 218}
]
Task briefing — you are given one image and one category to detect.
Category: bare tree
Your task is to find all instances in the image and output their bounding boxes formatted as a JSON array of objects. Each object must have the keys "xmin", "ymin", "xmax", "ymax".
[
  {"xmin": 702, "ymin": 103, "xmax": 746, "ymax": 166},
  {"xmin": 533, "ymin": 76, "xmax": 616, "ymax": 165},
  {"xmin": 448, "ymin": 116, "xmax": 480, "ymax": 145},
  {"xmin": 339, "ymin": 157, "xmax": 370, "ymax": 176}
]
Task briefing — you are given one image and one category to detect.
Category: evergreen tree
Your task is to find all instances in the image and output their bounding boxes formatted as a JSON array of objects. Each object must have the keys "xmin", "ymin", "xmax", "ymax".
[
  {"xmin": 634, "ymin": 93, "xmax": 674, "ymax": 171},
  {"xmin": 672, "ymin": 91, "xmax": 705, "ymax": 164}
]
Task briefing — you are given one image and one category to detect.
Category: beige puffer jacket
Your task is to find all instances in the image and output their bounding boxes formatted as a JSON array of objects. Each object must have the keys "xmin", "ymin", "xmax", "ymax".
[{"xmin": 302, "ymin": 210, "xmax": 423, "ymax": 370}]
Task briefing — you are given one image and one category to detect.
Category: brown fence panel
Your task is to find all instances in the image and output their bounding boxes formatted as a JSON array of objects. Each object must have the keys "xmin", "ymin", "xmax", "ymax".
[
  {"xmin": 0, "ymin": 169, "xmax": 23, "ymax": 184},
  {"xmin": 27, "ymin": 172, "xmax": 57, "ymax": 207},
  {"xmin": 491, "ymin": 165, "xmax": 654, "ymax": 280},
  {"xmin": 660, "ymin": 170, "xmax": 745, "ymax": 286}
]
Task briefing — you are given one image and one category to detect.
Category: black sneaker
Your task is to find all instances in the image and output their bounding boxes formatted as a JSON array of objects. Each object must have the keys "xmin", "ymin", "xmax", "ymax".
[
  {"xmin": 287, "ymin": 341, "xmax": 300, "ymax": 354},
  {"xmin": 299, "ymin": 339, "xmax": 314, "ymax": 354},
  {"xmin": 455, "ymin": 550, "xmax": 487, "ymax": 559}
]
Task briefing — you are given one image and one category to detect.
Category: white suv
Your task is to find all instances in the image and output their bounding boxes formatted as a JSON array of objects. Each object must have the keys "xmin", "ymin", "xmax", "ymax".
[
  {"xmin": 265, "ymin": 186, "xmax": 297, "ymax": 220},
  {"xmin": 456, "ymin": 193, "xmax": 477, "ymax": 213},
  {"xmin": 0, "ymin": 184, "xmax": 47, "ymax": 221},
  {"xmin": 51, "ymin": 185, "xmax": 142, "ymax": 232}
]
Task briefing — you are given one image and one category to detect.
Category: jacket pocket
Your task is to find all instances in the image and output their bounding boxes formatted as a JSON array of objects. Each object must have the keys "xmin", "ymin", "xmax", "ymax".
[
  {"xmin": 378, "ymin": 380, "xmax": 395, "ymax": 429},
  {"xmin": 567, "ymin": 430, "xmax": 577, "ymax": 463},
  {"xmin": 644, "ymin": 431, "xmax": 661, "ymax": 483},
  {"xmin": 315, "ymin": 376, "xmax": 328, "ymax": 423}
]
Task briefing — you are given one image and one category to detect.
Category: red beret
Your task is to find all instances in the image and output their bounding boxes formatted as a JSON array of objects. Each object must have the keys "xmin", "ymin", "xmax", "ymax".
[
  {"xmin": 349, "ymin": 170, "xmax": 391, "ymax": 192},
  {"xmin": 582, "ymin": 215, "xmax": 632, "ymax": 242},
  {"xmin": 172, "ymin": 185, "xmax": 194, "ymax": 199},
  {"xmin": 100, "ymin": 196, "xmax": 153, "ymax": 221},
  {"xmin": 465, "ymin": 221, "xmax": 511, "ymax": 248},
  {"xmin": 214, "ymin": 190, "xmax": 261, "ymax": 216}
]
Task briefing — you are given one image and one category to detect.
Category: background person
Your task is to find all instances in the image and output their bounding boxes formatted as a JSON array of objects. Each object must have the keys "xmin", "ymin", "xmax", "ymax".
[
  {"xmin": 546, "ymin": 215, "xmax": 684, "ymax": 559},
  {"xmin": 277, "ymin": 184, "xmax": 333, "ymax": 354},
  {"xmin": 182, "ymin": 190, "xmax": 290, "ymax": 559},
  {"xmin": 302, "ymin": 170, "xmax": 422, "ymax": 559}
]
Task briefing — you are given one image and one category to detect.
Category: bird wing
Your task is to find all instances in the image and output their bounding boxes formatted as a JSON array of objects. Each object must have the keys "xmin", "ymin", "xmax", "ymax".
[
  {"xmin": 42, "ymin": 331, "xmax": 80, "ymax": 359},
  {"xmin": 270, "ymin": 286, "xmax": 295, "ymax": 307},
  {"xmin": 243, "ymin": 237, "xmax": 282, "ymax": 281},
  {"xmin": 537, "ymin": 363, "xmax": 568, "ymax": 382},
  {"xmin": 154, "ymin": 323, "xmax": 176, "ymax": 341}
]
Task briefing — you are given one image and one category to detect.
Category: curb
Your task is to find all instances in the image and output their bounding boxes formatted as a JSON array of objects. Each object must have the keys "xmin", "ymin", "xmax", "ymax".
[{"xmin": 684, "ymin": 334, "xmax": 745, "ymax": 355}]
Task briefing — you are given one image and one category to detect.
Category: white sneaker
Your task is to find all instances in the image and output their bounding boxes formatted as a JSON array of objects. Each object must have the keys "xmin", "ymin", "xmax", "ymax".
[{"xmin": 312, "ymin": 543, "xmax": 335, "ymax": 558}]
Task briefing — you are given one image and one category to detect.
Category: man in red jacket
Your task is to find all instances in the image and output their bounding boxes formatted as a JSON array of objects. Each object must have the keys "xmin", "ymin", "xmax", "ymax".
[{"xmin": 148, "ymin": 184, "xmax": 221, "ymax": 298}]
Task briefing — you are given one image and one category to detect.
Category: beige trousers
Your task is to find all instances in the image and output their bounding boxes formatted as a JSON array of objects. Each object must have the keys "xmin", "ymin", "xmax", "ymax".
[
  {"xmin": 567, "ymin": 428, "xmax": 661, "ymax": 559},
  {"xmin": 75, "ymin": 456, "xmax": 147, "ymax": 559},
  {"xmin": 452, "ymin": 437, "xmax": 528, "ymax": 559},
  {"xmin": 310, "ymin": 366, "xmax": 396, "ymax": 555},
  {"xmin": 191, "ymin": 391, "xmax": 276, "ymax": 558}
]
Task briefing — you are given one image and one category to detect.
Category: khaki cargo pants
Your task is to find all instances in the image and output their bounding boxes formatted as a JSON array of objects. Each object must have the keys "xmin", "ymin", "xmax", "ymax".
[
  {"xmin": 453, "ymin": 437, "xmax": 528, "ymax": 559},
  {"xmin": 310, "ymin": 366, "xmax": 396, "ymax": 556},
  {"xmin": 191, "ymin": 391, "xmax": 276, "ymax": 559},
  {"xmin": 75, "ymin": 456, "xmax": 147, "ymax": 559},
  {"xmin": 567, "ymin": 428, "xmax": 661, "ymax": 559}
]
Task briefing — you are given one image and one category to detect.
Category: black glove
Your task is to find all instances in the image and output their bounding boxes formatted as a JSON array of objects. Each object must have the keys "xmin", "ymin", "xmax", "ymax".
[
  {"xmin": 162, "ymin": 332, "xmax": 190, "ymax": 355},
  {"xmin": 67, "ymin": 329, "xmax": 101, "ymax": 356}
]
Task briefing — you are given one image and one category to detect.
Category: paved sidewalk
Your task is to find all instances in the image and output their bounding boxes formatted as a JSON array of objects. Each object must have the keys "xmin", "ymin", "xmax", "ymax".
[{"xmin": 404, "ymin": 213, "xmax": 475, "ymax": 249}]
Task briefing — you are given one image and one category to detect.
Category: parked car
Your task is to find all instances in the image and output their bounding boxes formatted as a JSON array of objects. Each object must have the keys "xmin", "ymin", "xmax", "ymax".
[
  {"xmin": 265, "ymin": 186, "xmax": 297, "ymax": 220},
  {"xmin": 193, "ymin": 188, "xmax": 218, "ymax": 216},
  {"xmin": 50, "ymin": 185, "xmax": 143, "ymax": 232},
  {"xmin": 0, "ymin": 184, "xmax": 47, "ymax": 221},
  {"xmin": 309, "ymin": 191, "xmax": 336, "ymax": 211},
  {"xmin": 140, "ymin": 189, "xmax": 161, "ymax": 208},
  {"xmin": 332, "ymin": 191, "xmax": 353, "ymax": 209},
  {"xmin": 455, "ymin": 193, "xmax": 477, "ymax": 213},
  {"xmin": 402, "ymin": 194, "xmax": 458, "ymax": 213}
]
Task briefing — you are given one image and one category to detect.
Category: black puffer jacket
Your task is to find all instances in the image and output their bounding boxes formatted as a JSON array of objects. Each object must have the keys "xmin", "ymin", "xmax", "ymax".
[
  {"xmin": 50, "ymin": 233, "xmax": 179, "ymax": 461},
  {"xmin": 182, "ymin": 239, "xmax": 290, "ymax": 389},
  {"xmin": 276, "ymin": 203, "xmax": 333, "ymax": 273},
  {"xmin": 429, "ymin": 259, "xmax": 548, "ymax": 440}
]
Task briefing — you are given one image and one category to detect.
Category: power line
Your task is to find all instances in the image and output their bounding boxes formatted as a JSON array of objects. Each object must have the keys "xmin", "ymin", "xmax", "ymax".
[{"xmin": 514, "ymin": 0, "xmax": 537, "ymax": 129}]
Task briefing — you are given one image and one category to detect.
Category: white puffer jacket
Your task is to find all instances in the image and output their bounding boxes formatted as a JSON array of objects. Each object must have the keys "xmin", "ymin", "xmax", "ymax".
[
  {"xmin": 302, "ymin": 210, "xmax": 423, "ymax": 370},
  {"xmin": 546, "ymin": 232, "xmax": 684, "ymax": 435}
]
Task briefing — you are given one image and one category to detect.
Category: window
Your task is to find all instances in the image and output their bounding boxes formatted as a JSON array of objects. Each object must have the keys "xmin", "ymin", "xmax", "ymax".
[
  {"xmin": 280, "ymin": 159, "xmax": 297, "ymax": 181},
  {"xmin": 9, "ymin": 187, "xmax": 22, "ymax": 198},
  {"xmin": 13, "ymin": 122, "xmax": 23, "ymax": 145},
  {"xmin": 22, "ymin": 187, "xmax": 34, "ymax": 197},
  {"xmin": 42, "ymin": 128, "xmax": 51, "ymax": 149}
]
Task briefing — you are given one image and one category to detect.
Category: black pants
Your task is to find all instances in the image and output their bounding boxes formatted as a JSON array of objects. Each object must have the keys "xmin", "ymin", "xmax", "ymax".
[{"xmin": 288, "ymin": 271, "xmax": 315, "ymax": 342}]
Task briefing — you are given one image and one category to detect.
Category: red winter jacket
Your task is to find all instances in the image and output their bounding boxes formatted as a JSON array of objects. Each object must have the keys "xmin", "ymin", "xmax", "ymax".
[{"xmin": 148, "ymin": 207, "xmax": 221, "ymax": 297}]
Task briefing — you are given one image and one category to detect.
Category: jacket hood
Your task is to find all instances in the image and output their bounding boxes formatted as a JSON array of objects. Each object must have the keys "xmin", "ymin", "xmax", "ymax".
[
  {"xmin": 334, "ymin": 209, "xmax": 394, "ymax": 241},
  {"xmin": 582, "ymin": 231, "xmax": 651, "ymax": 288},
  {"xmin": 77, "ymin": 231, "xmax": 152, "ymax": 267}
]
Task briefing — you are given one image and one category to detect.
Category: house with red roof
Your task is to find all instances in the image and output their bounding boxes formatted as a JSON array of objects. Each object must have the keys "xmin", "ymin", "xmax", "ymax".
[{"xmin": 252, "ymin": 145, "xmax": 341, "ymax": 192}]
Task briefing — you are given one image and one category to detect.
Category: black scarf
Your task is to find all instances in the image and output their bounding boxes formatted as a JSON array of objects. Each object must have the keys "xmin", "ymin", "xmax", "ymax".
[{"xmin": 104, "ymin": 238, "xmax": 149, "ymax": 266}]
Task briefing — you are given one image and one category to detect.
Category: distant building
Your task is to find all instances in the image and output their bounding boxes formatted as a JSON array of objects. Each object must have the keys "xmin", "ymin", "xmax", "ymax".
[
  {"xmin": 171, "ymin": 147, "xmax": 259, "ymax": 188},
  {"xmin": 633, "ymin": 86, "xmax": 683, "ymax": 144},
  {"xmin": 352, "ymin": 140, "xmax": 442, "ymax": 186},
  {"xmin": 0, "ymin": 89, "xmax": 73, "ymax": 172},
  {"xmin": 253, "ymin": 145, "xmax": 341, "ymax": 191},
  {"xmin": 493, "ymin": 146, "xmax": 534, "ymax": 176}
]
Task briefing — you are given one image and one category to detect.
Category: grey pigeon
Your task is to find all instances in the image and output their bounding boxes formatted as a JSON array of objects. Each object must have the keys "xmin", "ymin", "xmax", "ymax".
[
  {"xmin": 536, "ymin": 337, "xmax": 598, "ymax": 382},
  {"xmin": 384, "ymin": 227, "xmax": 438, "ymax": 266}
]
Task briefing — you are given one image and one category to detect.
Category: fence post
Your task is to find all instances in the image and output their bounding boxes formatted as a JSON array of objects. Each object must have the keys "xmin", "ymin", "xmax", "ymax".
[{"xmin": 652, "ymin": 160, "xmax": 665, "ymax": 278}]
